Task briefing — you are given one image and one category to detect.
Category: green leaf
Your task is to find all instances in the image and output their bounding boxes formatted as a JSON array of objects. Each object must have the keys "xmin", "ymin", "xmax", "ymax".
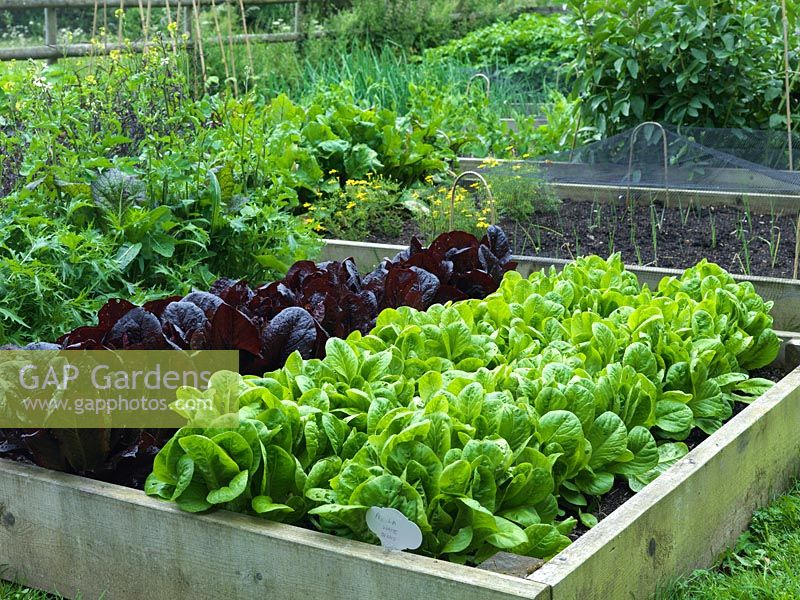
[
  {"xmin": 587, "ymin": 412, "xmax": 629, "ymax": 469},
  {"xmin": 654, "ymin": 400, "xmax": 694, "ymax": 435},
  {"xmin": 325, "ymin": 338, "xmax": 360, "ymax": 383},
  {"xmin": 442, "ymin": 526, "xmax": 474, "ymax": 553},
  {"xmin": 628, "ymin": 442, "xmax": 689, "ymax": 492},
  {"xmin": 116, "ymin": 242, "xmax": 142, "ymax": 270},
  {"xmin": 626, "ymin": 59, "xmax": 639, "ymax": 79},
  {"xmin": 252, "ymin": 496, "xmax": 294, "ymax": 516},
  {"xmin": 206, "ymin": 469, "xmax": 249, "ymax": 504}
]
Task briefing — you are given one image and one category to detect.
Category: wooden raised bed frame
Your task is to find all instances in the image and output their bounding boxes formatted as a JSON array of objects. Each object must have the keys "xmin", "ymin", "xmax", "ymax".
[
  {"xmin": 2, "ymin": 244, "xmax": 799, "ymax": 600},
  {"xmin": 3, "ymin": 367, "xmax": 798, "ymax": 599}
]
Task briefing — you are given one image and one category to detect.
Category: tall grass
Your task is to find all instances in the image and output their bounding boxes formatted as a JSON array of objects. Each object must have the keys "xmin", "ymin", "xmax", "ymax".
[{"xmin": 219, "ymin": 40, "xmax": 553, "ymax": 114}]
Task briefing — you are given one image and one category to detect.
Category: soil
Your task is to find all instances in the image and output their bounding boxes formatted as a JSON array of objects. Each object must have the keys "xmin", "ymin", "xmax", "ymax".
[{"xmin": 368, "ymin": 198, "xmax": 800, "ymax": 279}]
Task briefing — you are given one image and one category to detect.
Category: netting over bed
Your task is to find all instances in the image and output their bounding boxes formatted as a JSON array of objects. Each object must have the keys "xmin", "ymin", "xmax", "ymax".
[{"xmin": 491, "ymin": 124, "xmax": 800, "ymax": 196}]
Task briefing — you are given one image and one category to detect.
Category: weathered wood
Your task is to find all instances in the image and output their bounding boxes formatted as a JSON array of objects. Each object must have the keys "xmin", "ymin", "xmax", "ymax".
[
  {"xmin": 0, "ymin": 31, "xmax": 319, "ymax": 61},
  {"xmin": 529, "ymin": 366, "xmax": 800, "ymax": 599},
  {"xmin": 0, "ymin": 460, "xmax": 549, "ymax": 600},
  {"xmin": 1, "ymin": 0, "xmax": 293, "ymax": 8},
  {"xmin": 319, "ymin": 239, "xmax": 800, "ymax": 333},
  {"xmin": 43, "ymin": 6, "xmax": 57, "ymax": 65},
  {"xmin": 293, "ymin": 0, "xmax": 306, "ymax": 52}
]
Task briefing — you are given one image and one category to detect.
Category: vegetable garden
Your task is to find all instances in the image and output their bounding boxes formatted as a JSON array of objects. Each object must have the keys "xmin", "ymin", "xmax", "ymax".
[{"xmin": 2, "ymin": 1, "xmax": 800, "ymax": 598}]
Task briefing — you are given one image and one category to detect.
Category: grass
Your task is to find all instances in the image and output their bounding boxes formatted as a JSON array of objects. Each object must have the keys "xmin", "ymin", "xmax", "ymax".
[
  {"xmin": 659, "ymin": 479, "xmax": 800, "ymax": 599},
  {"xmin": 0, "ymin": 580, "xmax": 60, "ymax": 600}
]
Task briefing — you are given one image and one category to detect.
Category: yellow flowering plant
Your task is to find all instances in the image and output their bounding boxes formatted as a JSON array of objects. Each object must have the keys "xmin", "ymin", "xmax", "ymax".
[
  {"xmin": 408, "ymin": 182, "xmax": 493, "ymax": 241},
  {"xmin": 308, "ymin": 175, "xmax": 409, "ymax": 240},
  {"xmin": 479, "ymin": 162, "xmax": 561, "ymax": 222}
]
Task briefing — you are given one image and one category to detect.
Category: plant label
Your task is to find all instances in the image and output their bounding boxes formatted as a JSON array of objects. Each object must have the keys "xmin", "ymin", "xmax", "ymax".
[{"xmin": 366, "ymin": 507, "xmax": 423, "ymax": 551}]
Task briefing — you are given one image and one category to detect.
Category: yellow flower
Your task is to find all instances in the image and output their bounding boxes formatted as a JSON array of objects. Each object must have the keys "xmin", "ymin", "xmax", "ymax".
[
  {"xmin": 84, "ymin": 74, "xmax": 97, "ymax": 86},
  {"xmin": 167, "ymin": 21, "xmax": 179, "ymax": 34},
  {"xmin": 1, "ymin": 80, "xmax": 16, "ymax": 92},
  {"xmin": 109, "ymin": 49, "xmax": 121, "ymax": 62},
  {"xmin": 328, "ymin": 169, "xmax": 338, "ymax": 175},
  {"xmin": 314, "ymin": 223, "xmax": 325, "ymax": 232},
  {"xmin": 346, "ymin": 201, "xmax": 356, "ymax": 209},
  {"xmin": 303, "ymin": 202, "xmax": 312, "ymax": 208},
  {"xmin": 114, "ymin": 7, "xmax": 124, "ymax": 17},
  {"xmin": 424, "ymin": 175, "xmax": 434, "ymax": 184}
]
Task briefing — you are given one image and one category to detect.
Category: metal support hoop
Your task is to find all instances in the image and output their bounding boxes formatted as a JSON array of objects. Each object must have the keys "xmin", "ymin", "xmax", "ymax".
[
  {"xmin": 626, "ymin": 121, "xmax": 670, "ymax": 206},
  {"xmin": 449, "ymin": 171, "xmax": 496, "ymax": 231}
]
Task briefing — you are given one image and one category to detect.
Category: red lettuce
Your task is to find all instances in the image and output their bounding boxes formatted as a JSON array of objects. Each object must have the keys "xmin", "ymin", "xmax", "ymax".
[{"xmin": 1, "ymin": 226, "xmax": 516, "ymax": 483}]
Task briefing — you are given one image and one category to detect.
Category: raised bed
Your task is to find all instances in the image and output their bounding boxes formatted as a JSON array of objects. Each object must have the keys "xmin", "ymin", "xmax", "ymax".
[
  {"xmin": 2, "ymin": 366, "xmax": 798, "ymax": 600},
  {"xmin": 320, "ymin": 239, "xmax": 800, "ymax": 333},
  {"xmin": 457, "ymin": 157, "xmax": 800, "ymax": 212},
  {"xmin": 2, "ymin": 243, "xmax": 800, "ymax": 600}
]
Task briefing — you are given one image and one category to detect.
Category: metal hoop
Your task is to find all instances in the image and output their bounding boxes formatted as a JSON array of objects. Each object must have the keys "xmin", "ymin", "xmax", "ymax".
[
  {"xmin": 449, "ymin": 171, "xmax": 496, "ymax": 231},
  {"xmin": 626, "ymin": 121, "xmax": 669, "ymax": 206}
]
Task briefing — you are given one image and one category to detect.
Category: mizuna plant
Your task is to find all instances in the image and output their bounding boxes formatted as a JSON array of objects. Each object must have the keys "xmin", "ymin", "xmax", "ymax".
[{"xmin": 146, "ymin": 255, "xmax": 779, "ymax": 564}]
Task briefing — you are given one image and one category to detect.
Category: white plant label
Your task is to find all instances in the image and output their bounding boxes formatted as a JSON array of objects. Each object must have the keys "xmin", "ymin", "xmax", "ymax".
[{"xmin": 366, "ymin": 507, "xmax": 423, "ymax": 551}]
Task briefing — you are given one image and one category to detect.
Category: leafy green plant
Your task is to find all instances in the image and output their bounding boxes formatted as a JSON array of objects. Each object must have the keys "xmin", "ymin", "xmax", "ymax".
[
  {"xmin": 425, "ymin": 12, "xmax": 575, "ymax": 83},
  {"xmin": 406, "ymin": 180, "xmax": 493, "ymax": 240},
  {"xmin": 147, "ymin": 254, "xmax": 779, "ymax": 564},
  {"xmin": 0, "ymin": 44, "xmax": 463, "ymax": 344},
  {"xmin": 567, "ymin": 0, "xmax": 791, "ymax": 135},
  {"xmin": 329, "ymin": 0, "xmax": 505, "ymax": 51},
  {"xmin": 481, "ymin": 163, "xmax": 561, "ymax": 221}
]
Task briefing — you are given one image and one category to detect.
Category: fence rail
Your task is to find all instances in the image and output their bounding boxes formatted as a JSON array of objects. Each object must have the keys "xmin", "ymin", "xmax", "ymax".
[
  {"xmin": 0, "ymin": 0, "xmax": 308, "ymax": 62},
  {"xmin": 0, "ymin": 1, "xmax": 566, "ymax": 63},
  {"xmin": 1, "ymin": 0, "xmax": 292, "ymax": 8}
]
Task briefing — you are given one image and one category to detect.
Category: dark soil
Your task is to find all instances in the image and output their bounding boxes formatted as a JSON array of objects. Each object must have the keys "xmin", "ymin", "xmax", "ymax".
[{"xmin": 368, "ymin": 198, "xmax": 800, "ymax": 279}]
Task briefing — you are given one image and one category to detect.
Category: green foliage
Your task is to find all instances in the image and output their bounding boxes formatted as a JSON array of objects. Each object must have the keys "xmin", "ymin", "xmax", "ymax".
[
  {"xmin": 406, "ymin": 180, "xmax": 494, "ymax": 240},
  {"xmin": 481, "ymin": 165, "xmax": 561, "ymax": 222},
  {"xmin": 310, "ymin": 175, "xmax": 411, "ymax": 240},
  {"xmin": 0, "ymin": 49, "xmax": 455, "ymax": 344},
  {"xmin": 147, "ymin": 255, "xmax": 778, "ymax": 564},
  {"xmin": 567, "ymin": 0, "xmax": 793, "ymax": 135},
  {"xmin": 329, "ymin": 0, "xmax": 505, "ymax": 51},
  {"xmin": 662, "ymin": 480, "xmax": 800, "ymax": 600},
  {"xmin": 425, "ymin": 13, "xmax": 575, "ymax": 81}
]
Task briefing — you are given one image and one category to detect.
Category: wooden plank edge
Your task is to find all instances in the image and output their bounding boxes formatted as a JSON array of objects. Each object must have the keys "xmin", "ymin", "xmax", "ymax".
[
  {"xmin": 455, "ymin": 158, "xmax": 800, "ymax": 212},
  {"xmin": 0, "ymin": 460, "xmax": 549, "ymax": 600},
  {"xmin": 527, "ymin": 366, "xmax": 800, "ymax": 599}
]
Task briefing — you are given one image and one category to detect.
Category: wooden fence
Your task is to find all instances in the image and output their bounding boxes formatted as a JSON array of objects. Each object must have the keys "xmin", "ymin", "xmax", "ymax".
[
  {"xmin": 0, "ymin": 0, "xmax": 311, "ymax": 62},
  {"xmin": 0, "ymin": 1, "xmax": 566, "ymax": 63}
]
